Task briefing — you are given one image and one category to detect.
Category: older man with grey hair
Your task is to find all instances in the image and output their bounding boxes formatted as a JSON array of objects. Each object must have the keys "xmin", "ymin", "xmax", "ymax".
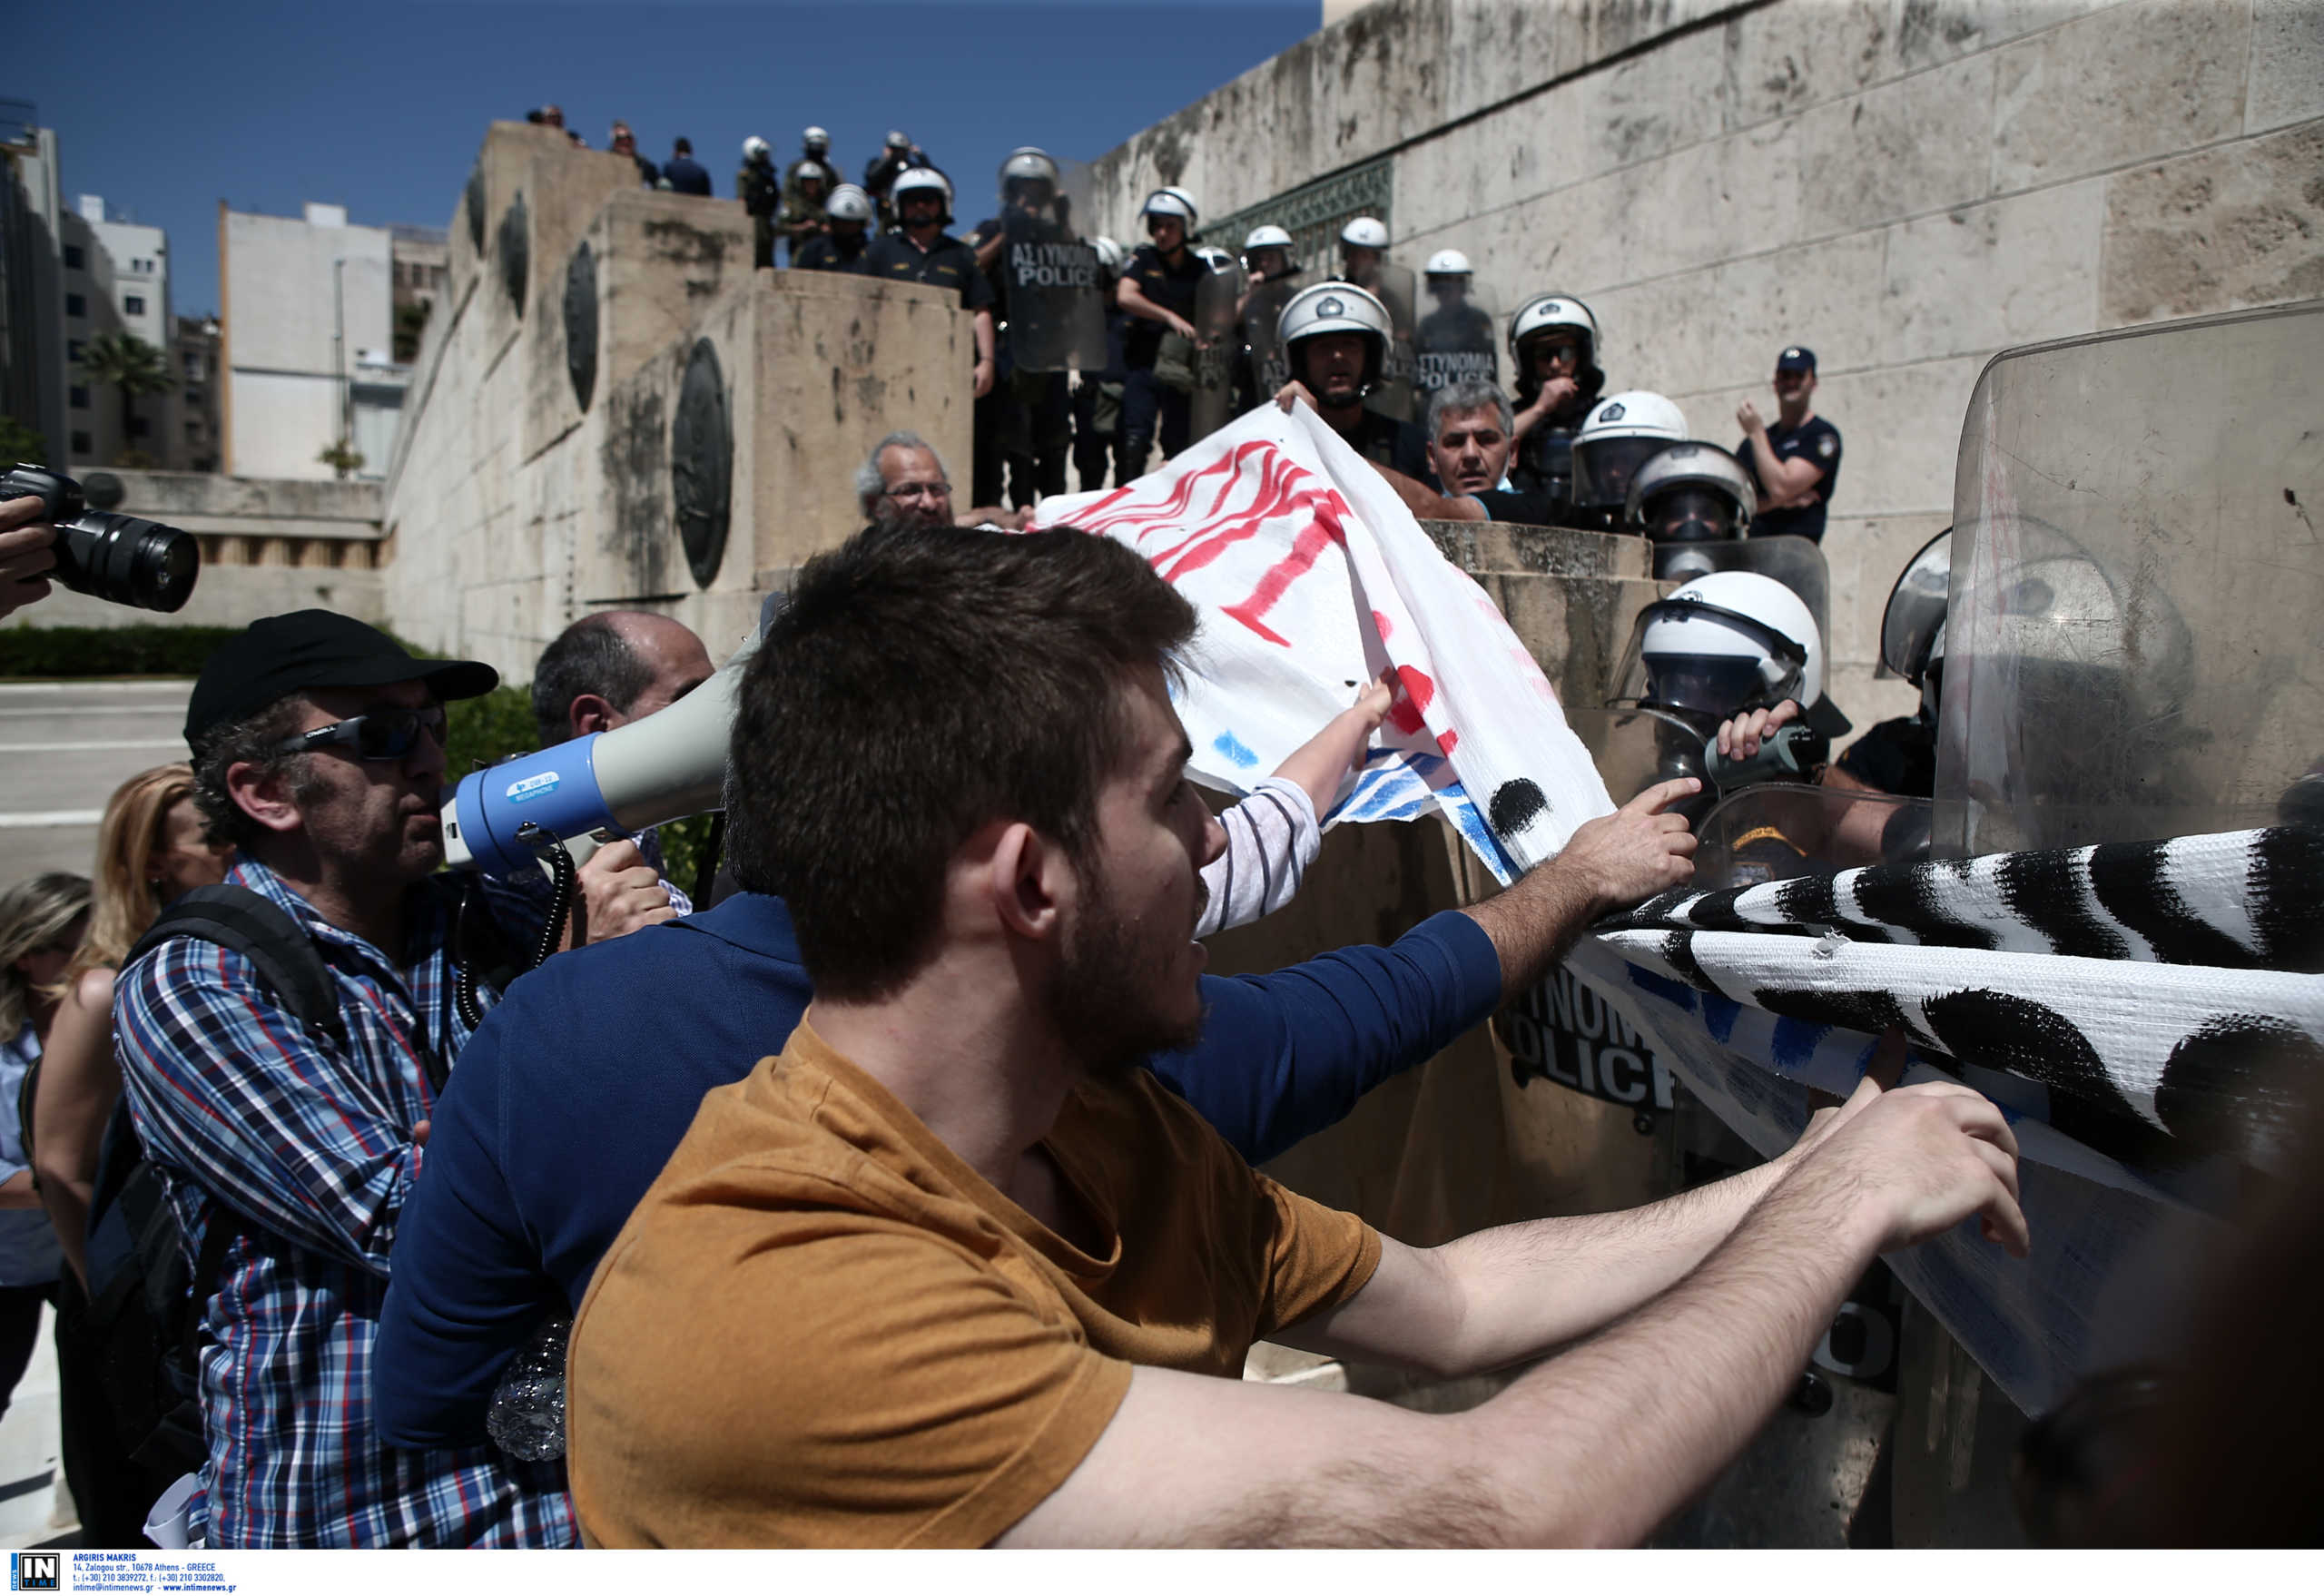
[
  {"xmin": 855, "ymin": 432, "xmax": 1029, "ymax": 533},
  {"xmin": 1423, "ymin": 379, "xmax": 1516, "ymax": 497}
]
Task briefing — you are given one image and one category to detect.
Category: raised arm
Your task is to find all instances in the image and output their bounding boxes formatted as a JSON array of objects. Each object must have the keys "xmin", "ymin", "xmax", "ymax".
[{"xmin": 1000, "ymin": 1079, "xmax": 2025, "ymax": 1547}]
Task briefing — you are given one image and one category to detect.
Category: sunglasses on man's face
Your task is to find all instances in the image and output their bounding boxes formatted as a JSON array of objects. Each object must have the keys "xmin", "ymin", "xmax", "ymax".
[{"xmin": 274, "ymin": 703, "xmax": 448, "ymax": 763}]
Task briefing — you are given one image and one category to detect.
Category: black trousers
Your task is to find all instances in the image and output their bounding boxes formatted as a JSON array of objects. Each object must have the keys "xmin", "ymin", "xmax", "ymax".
[
  {"xmin": 0, "ymin": 1282, "xmax": 44, "ymax": 1425},
  {"xmin": 53, "ymin": 1272, "xmax": 179, "ymax": 1548}
]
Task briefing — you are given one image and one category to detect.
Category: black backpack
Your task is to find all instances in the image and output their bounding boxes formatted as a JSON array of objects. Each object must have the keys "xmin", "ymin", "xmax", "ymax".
[{"xmin": 83, "ymin": 886, "xmax": 347, "ymax": 1475}]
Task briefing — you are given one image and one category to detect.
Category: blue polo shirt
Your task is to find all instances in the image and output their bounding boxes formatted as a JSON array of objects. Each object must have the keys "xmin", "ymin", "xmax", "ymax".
[{"xmin": 374, "ymin": 890, "xmax": 1502, "ymax": 1452}]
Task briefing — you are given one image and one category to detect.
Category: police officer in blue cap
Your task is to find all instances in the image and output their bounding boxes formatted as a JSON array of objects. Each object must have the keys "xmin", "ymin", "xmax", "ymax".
[{"xmin": 1736, "ymin": 346, "xmax": 1843, "ymax": 543}]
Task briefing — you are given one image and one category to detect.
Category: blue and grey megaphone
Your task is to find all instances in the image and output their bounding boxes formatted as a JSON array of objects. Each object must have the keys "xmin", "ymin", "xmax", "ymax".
[{"xmin": 440, "ymin": 626, "xmax": 758, "ymax": 877}]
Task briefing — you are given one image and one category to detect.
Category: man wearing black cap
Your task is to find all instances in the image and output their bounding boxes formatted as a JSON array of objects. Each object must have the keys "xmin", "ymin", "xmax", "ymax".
[
  {"xmin": 1736, "ymin": 346, "xmax": 1843, "ymax": 543},
  {"xmin": 108, "ymin": 612, "xmax": 643, "ymax": 1547}
]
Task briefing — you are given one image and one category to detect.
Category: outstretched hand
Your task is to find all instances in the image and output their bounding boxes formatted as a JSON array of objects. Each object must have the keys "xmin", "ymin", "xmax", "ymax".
[{"xmin": 1555, "ymin": 777, "xmax": 1700, "ymax": 916}]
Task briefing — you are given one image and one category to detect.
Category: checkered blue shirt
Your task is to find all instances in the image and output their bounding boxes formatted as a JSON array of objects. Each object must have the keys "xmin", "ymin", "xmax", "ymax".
[{"xmin": 113, "ymin": 855, "xmax": 572, "ymax": 1547}]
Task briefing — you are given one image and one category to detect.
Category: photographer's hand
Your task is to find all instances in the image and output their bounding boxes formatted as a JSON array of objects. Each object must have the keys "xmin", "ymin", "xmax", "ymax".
[{"xmin": 0, "ymin": 496, "xmax": 57, "ymax": 620}]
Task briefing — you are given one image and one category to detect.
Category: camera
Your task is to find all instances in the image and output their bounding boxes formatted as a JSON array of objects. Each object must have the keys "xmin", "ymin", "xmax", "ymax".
[{"xmin": 1, "ymin": 464, "xmax": 200, "ymax": 613}]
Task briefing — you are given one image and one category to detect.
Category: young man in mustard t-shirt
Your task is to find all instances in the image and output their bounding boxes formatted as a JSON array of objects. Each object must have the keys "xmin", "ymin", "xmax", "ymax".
[{"xmin": 566, "ymin": 526, "xmax": 2027, "ymax": 1548}]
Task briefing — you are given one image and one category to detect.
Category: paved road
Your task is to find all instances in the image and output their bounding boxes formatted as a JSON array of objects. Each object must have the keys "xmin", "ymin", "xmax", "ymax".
[{"xmin": 0, "ymin": 680, "xmax": 195, "ymax": 889}]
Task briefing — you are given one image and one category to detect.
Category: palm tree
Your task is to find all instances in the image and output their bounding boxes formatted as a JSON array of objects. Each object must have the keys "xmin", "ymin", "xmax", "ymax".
[{"xmin": 76, "ymin": 331, "xmax": 175, "ymax": 466}]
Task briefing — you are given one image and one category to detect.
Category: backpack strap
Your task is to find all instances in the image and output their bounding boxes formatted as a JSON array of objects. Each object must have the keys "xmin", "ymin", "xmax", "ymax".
[{"xmin": 123, "ymin": 885, "xmax": 345, "ymax": 1049}]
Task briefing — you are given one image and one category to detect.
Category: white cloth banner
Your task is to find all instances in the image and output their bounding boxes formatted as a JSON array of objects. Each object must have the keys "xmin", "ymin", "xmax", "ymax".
[{"xmin": 1029, "ymin": 405, "xmax": 1613, "ymax": 880}]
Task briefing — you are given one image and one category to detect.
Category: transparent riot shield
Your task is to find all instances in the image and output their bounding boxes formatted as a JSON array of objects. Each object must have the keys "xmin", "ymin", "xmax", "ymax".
[
  {"xmin": 1939, "ymin": 300, "xmax": 2324, "ymax": 855},
  {"xmin": 1691, "ymin": 784, "xmax": 1937, "ymax": 890},
  {"xmin": 1567, "ymin": 704, "xmax": 1718, "ymax": 827},
  {"xmin": 1187, "ymin": 257, "xmax": 1247, "ymax": 441},
  {"xmin": 1413, "ymin": 280, "xmax": 1499, "ymax": 401},
  {"xmin": 999, "ymin": 209, "xmax": 1108, "ymax": 374},
  {"xmin": 1644, "ymin": 534, "xmax": 1831, "ymax": 664},
  {"xmin": 1242, "ymin": 273, "xmax": 1306, "ymax": 402},
  {"xmin": 1346, "ymin": 260, "xmax": 1416, "ymax": 423}
]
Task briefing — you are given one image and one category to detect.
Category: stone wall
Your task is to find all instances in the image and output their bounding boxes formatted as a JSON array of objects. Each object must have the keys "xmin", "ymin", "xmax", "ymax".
[
  {"xmin": 1080, "ymin": 0, "xmax": 2324, "ymax": 728},
  {"xmin": 380, "ymin": 124, "xmax": 973, "ymax": 681}
]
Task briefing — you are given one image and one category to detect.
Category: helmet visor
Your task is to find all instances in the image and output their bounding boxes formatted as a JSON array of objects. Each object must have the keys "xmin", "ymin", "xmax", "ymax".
[
  {"xmin": 1572, "ymin": 435, "xmax": 1669, "ymax": 508},
  {"xmin": 1639, "ymin": 486, "xmax": 1739, "ymax": 544},
  {"xmin": 1609, "ymin": 598, "xmax": 1810, "ymax": 716}
]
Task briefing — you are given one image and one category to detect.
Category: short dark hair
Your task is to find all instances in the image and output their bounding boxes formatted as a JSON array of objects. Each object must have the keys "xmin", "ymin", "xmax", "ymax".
[
  {"xmin": 190, "ymin": 695, "xmax": 326, "ymax": 851},
  {"xmin": 531, "ymin": 614, "xmax": 652, "ymax": 747},
  {"xmin": 674, "ymin": 136, "xmax": 692, "ymax": 155},
  {"xmin": 728, "ymin": 526, "xmax": 1196, "ymax": 1000}
]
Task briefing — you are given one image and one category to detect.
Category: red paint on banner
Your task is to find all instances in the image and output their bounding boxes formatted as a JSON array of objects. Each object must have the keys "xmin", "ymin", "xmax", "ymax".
[
  {"xmin": 1371, "ymin": 608, "xmax": 1393, "ymax": 641},
  {"xmin": 1388, "ymin": 664, "xmax": 1435, "ymax": 734},
  {"xmin": 1436, "ymin": 729, "xmax": 1460, "ymax": 755}
]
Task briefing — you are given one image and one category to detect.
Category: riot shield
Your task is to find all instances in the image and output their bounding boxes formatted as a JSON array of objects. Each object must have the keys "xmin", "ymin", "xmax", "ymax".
[
  {"xmin": 1413, "ymin": 280, "xmax": 1499, "ymax": 401},
  {"xmin": 1345, "ymin": 260, "xmax": 1416, "ymax": 423},
  {"xmin": 1691, "ymin": 784, "xmax": 1937, "ymax": 890},
  {"xmin": 1242, "ymin": 273, "xmax": 1306, "ymax": 402},
  {"xmin": 1567, "ymin": 704, "xmax": 1718, "ymax": 826},
  {"xmin": 1187, "ymin": 257, "xmax": 1247, "ymax": 441},
  {"xmin": 1940, "ymin": 300, "xmax": 2324, "ymax": 854},
  {"xmin": 999, "ymin": 209, "xmax": 1108, "ymax": 374}
]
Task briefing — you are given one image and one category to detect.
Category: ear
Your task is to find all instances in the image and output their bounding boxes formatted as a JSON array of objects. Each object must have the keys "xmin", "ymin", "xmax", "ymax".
[
  {"xmin": 224, "ymin": 759, "xmax": 306, "ymax": 838},
  {"xmin": 987, "ymin": 821, "xmax": 1070, "ymax": 945},
  {"xmin": 569, "ymin": 694, "xmax": 620, "ymax": 738}
]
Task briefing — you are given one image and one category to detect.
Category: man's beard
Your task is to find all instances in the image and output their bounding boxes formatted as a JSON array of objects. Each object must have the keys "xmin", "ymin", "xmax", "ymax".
[{"xmin": 1048, "ymin": 876, "xmax": 1206, "ymax": 1081}]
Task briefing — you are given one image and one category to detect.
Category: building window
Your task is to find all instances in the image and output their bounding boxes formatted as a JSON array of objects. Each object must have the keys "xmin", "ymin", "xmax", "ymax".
[
  {"xmin": 185, "ymin": 419, "xmax": 202, "ymax": 441},
  {"xmin": 124, "ymin": 295, "xmax": 146, "ymax": 315},
  {"xmin": 71, "ymin": 431, "xmax": 91, "ymax": 455},
  {"xmin": 64, "ymin": 244, "xmax": 84, "ymax": 270},
  {"xmin": 67, "ymin": 340, "xmax": 84, "ymax": 363},
  {"xmin": 182, "ymin": 352, "xmax": 203, "ymax": 379},
  {"xmin": 129, "ymin": 417, "xmax": 149, "ymax": 438},
  {"xmin": 69, "ymin": 386, "xmax": 88, "ymax": 409},
  {"xmin": 185, "ymin": 384, "xmax": 204, "ymax": 404},
  {"xmin": 66, "ymin": 292, "xmax": 86, "ymax": 318}
]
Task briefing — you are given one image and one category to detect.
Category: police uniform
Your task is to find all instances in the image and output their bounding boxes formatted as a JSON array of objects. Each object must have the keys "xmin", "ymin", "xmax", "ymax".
[
  {"xmin": 793, "ymin": 232, "xmax": 871, "ymax": 275},
  {"xmin": 1738, "ymin": 349, "xmax": 1843, "ymax": 542},
  {"xmin": 780, "ymin": 159, "xmax": 835, "ymax": 266},
  {"xmin": 1835, "ymin": 714, "xmax": 1936, "ymax": 799},
  {"xmin": 1413, "ymin": 302, "xmax": 1497, "ymax": 396},
  {"xmin": 1072, "ymin": 302, "xmax": 1131, "ymax": 493},
  {"xmin": 969, "ymin": 214, "xmax": 1072, "ymax": 508},
  {"xmin": 1338, "ymin": 407, "xmax": 1430, "ymax": 480},
  {"xmin": 1118, "ymin": 241, "xmax": 1207, "ymax": 479},
  {"xmin": 864, "ymin": 230, "xmax": 996, "ymax": 314},
  {"xmin": 736, "ymin": 158, "xmax": 781, "ymax": 271}
]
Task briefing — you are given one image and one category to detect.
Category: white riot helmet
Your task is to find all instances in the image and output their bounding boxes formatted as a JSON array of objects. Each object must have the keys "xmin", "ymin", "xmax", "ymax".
[
  {"xmin": 742, "ymin": 135, "xmax": 770, "ymax": 163},
  {"xmin": 1242, "ymin": 223, "xmax": 1296, "ymax": 274},
  {"xmin": 1615, "ymin": 570, "xmax": 1827, "ymax": 728},
  {"xmin": 1572, "ymin": 390, "xmax": 1687, "ymax": 509},
  {"xmin": 1624, "ymin": 441, "xmax": 1757, "ymax": 544},
  {"xmin": 1424, "ymin": 249, "xmax": 1472, "ymax": 278},
  {"xmin": 891, "ymin": 165, "xmax": 953, "ymax": 223},
  {"xmin": 1141, "ymin": 188, "xmax": 1196, "ymax": 232},
  {"xmin": 1000, "ymin": 146, "xmax": 1060, "ymax": 196},
  {"xmin": 1277, "ymin": 281, "xmax": 1393, "ymax": 391},
  {"xmin": 1194, "ymin": 245, "xmax": 1236, "ymax": 274},
  {"xmin": 884, "ymin": 129, "xmax": 911, "ymax": 151},
  {"xmin": 1507, "ymin": 291, "xmax": 1600, "ymax": 369},
  {"xmin": 1340, "ymin": 216, "xmax": 1390, "ymax": 251},
  {"xmin": 803, "ymin": 126, "xmax": 830, "ymax": 154},
  {"xmin": 826, "ymin": 184, "xmax": 874, "ymax": 225},
  {"xmin": 1088, "ymin": 235, "xmax": 1125, "ymax": 278}
]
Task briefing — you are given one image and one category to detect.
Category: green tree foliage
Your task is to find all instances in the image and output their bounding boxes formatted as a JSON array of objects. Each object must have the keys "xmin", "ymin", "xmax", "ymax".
[
  {"xmin": 0, "ymin": 414, "xmax": 47, "ymax": 465},
  {"xmin": 75, "ymin": 331, "xmax": 175, "ymax": 465}
]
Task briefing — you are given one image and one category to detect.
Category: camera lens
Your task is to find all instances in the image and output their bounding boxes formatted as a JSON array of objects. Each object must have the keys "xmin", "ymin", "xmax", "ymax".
[{"xmin": 53, "ymin": 510, "xmax": 201, "ymax": 614}]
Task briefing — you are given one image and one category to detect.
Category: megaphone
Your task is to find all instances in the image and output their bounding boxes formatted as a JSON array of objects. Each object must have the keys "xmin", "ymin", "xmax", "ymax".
[{"xmin": 441, "ymin": 620, "xmax": 762, "ymax": 877}]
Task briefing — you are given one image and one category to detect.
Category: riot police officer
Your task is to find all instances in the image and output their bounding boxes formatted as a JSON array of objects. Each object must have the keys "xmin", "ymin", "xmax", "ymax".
[
  {"xmin": 1414, "ymin": 250, "xmax": 1497, "ymax": 399},
  {"xmin": 1268, "ymin": 281, "xmax": 1429, "ymax": 478},
  {"xmin": 1505, "ymin": 292, "xmax": 1607, "ymax": 504},
  {"xmin": 779, "ymin": 134, "xmax": 837, "ymax": 268},
  {"xmin": 1338, "ymin": 216, "xmax": 1389, "ymax": 282},
  {"xmin": 793, "ymin": 185, "xmax": 875, "ymax": 274},
  {"xmin": 1116, "ymin": 188, "xmax": 1207, "ymax": 480},
  {"xmin": 1071, "ymin": 237, "xmax": 1133, "ymax": 493},
  {"xmin": 737, "ymin": 135, "xmax": 781, "ymax": 271},
  {"xmin": 967, "ymin": 148, "xmax": 1087, "ymax": 508},
  {"xmin": 1624, "ymin": 440, "xmax": 1758, "ymax": 581},
  {"xmin": 1241, "ymin": 224, "xmax": 1297, "ymax": 288},
  {"xmin": 863, "ymin": 131, "xmax": 929, "ymax": 232},
  {"xmin": 864, "ymin": 168, "xmax": 996, "ymax": 401}
]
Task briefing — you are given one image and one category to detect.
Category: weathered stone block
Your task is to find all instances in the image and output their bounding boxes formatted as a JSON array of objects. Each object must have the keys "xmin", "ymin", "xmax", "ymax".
[
  {"xmin": 1722, "ymin": 0, "xmax": 1895, "ymax": 130},
  {"xmin": 1598, "ymin": 231, "xmax": 1889, "ymax": 399},
  {"xmin": 1885, "ymin": 0, "xmax": 2082, "ymax": 75},
  {"xmin": 1420, "ymin": 519, "xmax": 1651, "ymax": 580},
  {"xmin": 1575, "ymin": 22, "xmax": 1730, "ymax": 179},
  {"xmin": 1990, "ymin": 0, "xmax": 2249, "ymax": 193},
  {"xmin": 1793, "ymin": 51, "xmax": 1993, "ymax": 238},
  {"xmin": 1442, "ymin": 0, "xmax": 1583, "ymax": 121},
  {"xmin": 2247, "ymin": 0, "xmax": 2324, "ymax": 134},
  {"xmin": 2100, "ymin": 121, "xmax": 2324, "ymax": 326},
  {"xmin": 1879, "ymin": 180, "xmax": 2103, "ymax": 364}
]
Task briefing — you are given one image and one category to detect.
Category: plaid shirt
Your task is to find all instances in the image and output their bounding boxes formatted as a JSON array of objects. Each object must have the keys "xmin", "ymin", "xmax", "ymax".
[{"xmin": 113, "ymin": 855, "xmax": 571, "ymax": 1547}]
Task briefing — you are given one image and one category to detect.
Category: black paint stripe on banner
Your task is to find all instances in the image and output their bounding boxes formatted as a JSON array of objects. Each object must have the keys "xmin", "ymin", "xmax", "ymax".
[
  {"xmin": 2248, "ymin": 826, "xmax": 2324, "ymax": 972},
  {"xmin": 2154, "ymin": 1015, "xmax": 2324, "ymax": 1160},
  {"xmin": 1994, "ymin": 848, "xmax": 2130, "ymax": 961},
  {"xmin": 1849, "ymin": 855, "xmax": 1997, "ymax": 951},
  {"xmin": 1920, "ymin": 988, "xmax": 2136, "ymax": 1118},
  {"xmin": 2087, "ymin": 839, "xmax": 2255, "ymax": 970}
]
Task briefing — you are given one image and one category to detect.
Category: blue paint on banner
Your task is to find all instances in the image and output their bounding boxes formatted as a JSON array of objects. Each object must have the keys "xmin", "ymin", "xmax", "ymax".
[{"xmin": 1211, "ymin": 730, "xmax": 1260, "ymax": 769}]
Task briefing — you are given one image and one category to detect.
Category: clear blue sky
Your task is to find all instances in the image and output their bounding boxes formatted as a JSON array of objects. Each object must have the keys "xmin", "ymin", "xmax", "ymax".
[{"xmin": 15, "ymin": 0, "xmax": 1318, "ymax": 319}]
